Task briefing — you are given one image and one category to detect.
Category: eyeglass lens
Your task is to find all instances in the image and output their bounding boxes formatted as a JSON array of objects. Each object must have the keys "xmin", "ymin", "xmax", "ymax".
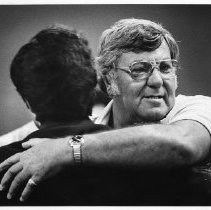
[{"xmin": 130, "ymin": 60, "xmax": 177, "ymax": 79}]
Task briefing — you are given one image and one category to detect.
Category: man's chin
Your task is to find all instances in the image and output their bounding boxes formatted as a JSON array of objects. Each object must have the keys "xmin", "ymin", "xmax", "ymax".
[{"xmin": 139, "ymin": 110, "xmax": 168, "ymax": 122}]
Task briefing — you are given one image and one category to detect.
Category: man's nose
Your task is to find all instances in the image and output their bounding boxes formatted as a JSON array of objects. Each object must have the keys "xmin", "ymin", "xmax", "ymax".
[{"xmin": 146, "ymin": 68, "xmax": 163, "ymax": 88}]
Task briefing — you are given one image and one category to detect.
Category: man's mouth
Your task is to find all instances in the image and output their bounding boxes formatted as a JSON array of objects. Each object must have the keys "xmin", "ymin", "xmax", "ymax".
[{"xmin": 144, "ymin": 95, "xmax": 163, "ymax": 99}]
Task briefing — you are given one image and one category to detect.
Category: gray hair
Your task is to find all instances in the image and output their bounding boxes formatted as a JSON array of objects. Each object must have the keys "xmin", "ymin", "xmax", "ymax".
[{"xmin": 96, "ymin": 18, "xmax": 179, "ymax": 76}]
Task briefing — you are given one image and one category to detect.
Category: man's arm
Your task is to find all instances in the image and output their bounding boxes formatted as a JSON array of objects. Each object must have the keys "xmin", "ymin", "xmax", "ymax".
[
  {"xmin": 21, "ymin": 119, "xmax": 211, "ymax": 169},
  {"xmin": 82, "ymin": 119, "xmax": 211, "ymax": 169},
  {"xmin": 0, "ymin": 119, "xmax": 210, "ymax": 201}
]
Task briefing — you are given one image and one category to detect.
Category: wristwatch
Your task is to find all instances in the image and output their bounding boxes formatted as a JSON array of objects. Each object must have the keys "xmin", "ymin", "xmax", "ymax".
[{"xmin": 68, "ymin": 135, "xmax": 84, "ymax": 165}]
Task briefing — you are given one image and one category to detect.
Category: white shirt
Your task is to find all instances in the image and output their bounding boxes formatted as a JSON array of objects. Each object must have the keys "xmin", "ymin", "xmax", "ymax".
[
  {"xmin": 94, "ymin": 94, "xmax": 211, "ymax": 135},
  {"xmin": 1, "ymin": 94, "xmax": 211, "ymax": 147}
]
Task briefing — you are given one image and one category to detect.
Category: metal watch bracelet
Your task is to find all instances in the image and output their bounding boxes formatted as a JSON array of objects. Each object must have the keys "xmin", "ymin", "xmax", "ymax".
[{"xmin": 68, "ymin": 135, "xmax": 84, "ymax": 165}]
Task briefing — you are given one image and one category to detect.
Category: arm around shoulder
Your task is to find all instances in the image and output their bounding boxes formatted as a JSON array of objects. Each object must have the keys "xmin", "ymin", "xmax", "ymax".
[{"xmin": 82, "ymin": 120, "xmax": 211, "ymax": 170}]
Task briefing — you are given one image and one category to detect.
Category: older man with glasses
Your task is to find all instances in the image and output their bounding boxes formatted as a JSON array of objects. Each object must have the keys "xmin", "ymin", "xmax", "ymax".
[{"xmin": 1, "ymin": 18, "xmax": 211, "ymax": 205}]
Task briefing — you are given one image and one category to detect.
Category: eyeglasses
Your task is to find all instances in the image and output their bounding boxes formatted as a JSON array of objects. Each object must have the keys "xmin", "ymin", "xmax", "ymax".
[{"xmin": 115, "ymin": 59, "xmax": 178, "ymax": 80}]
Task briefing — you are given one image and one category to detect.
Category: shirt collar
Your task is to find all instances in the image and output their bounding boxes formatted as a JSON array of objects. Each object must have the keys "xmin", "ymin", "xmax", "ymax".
[{"xmin": 92, "ymin": 100, "xmax": 113, "ymax": 125}]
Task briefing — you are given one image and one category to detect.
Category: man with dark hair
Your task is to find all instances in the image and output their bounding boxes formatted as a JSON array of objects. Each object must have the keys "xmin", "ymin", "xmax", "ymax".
[
  {"xmin": 1, "ymin": 18, "xmax": 211, "ymax": 205},
  {"xmin": 0, "ymin": 24, "xmax": 109, "ymax": 205},
  {"xmin": 11, "ymin": 24, "xmax": 97, "ymax": 125},
  {"xmin": 0, "ymin": 24, "xmax": 102, "ymax": 146}
]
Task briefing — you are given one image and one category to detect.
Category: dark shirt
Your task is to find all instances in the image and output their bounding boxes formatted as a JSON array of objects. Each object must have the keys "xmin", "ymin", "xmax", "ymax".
[{"xmin": 0, "ymin": 120, "xmax": 110, "ymax": 206}]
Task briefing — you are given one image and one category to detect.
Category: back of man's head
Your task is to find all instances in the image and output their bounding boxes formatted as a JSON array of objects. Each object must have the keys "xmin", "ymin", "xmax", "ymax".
[{"xmin": 10, "ymin": 24, "xmax": 97, "ymax": 124}]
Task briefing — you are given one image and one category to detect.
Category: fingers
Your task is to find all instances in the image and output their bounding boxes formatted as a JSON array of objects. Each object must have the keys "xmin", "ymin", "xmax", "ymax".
[
  {"xmin": 20, "ymin": 177, "xmax": 39, "ymax": 202},
  {"xmin": 7, "ymin": 169, "xmax": 30, "ymax": 200},
  {"xmin": 0, "ymin": 163, "xmax": 23, "ymax": 190},
  {"xmin": 22, "ymin": 141, "xmax": 33, "ymax": 149},
  {"xmin": 0, "ymin": 153, "xmax": 20, "ymax": 173},
  {"xmin": 22, "ymin": 138, "xmax": 47, "ymax": 149}
]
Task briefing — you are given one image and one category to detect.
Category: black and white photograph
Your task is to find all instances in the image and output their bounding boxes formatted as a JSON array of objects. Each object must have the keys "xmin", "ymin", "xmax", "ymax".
[{"xmin": 0, "ymin": 4, "xmax": 211, "ymax": 206}]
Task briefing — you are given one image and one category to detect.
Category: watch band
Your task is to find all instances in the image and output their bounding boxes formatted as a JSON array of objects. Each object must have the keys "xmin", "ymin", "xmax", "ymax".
[{"xmin": 68, "ymin": 135, "xmax": 84, "ymax": 165}]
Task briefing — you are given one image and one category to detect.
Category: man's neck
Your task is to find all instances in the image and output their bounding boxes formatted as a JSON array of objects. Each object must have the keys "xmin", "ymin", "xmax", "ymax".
[
  {"xmin": 112, "ymin": 99, "xmax": 142, "ymax": 128},
  {"xmin": 38, "ymin": 119, "xmax": 88, "ymax": 130},
  {"xmin": 38, "ymin": 121, "xmax": 65, "ymax": 129}
]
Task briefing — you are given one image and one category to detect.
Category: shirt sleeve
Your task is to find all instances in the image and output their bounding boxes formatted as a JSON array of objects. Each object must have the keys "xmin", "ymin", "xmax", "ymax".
[
  {"xmin": 165, "ymin": 95, "xmax": 211, "ymax": 135},
  {"xmin": 0, "ymin": 121, "xmax": 38, "ymax": 147}
]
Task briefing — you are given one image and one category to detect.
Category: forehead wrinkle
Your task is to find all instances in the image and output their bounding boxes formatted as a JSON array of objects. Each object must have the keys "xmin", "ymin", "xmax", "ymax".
[
  {"xmin": 130, "ymin": 57, "xmax": 172, "ymax": 63},
  {"xmin": 118, "ymin": 40, "xmax": 171, "ymax": 67}
]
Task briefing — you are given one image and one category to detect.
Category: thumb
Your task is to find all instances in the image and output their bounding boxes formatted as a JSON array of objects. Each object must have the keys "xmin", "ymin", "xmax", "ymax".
[
  {"xmin": 22, "ymin": 138, "xmax": 43, "ymax": 149},
  {"xmin": 22, "ymin": 141, "xmax": 33, "ymax": 149}
]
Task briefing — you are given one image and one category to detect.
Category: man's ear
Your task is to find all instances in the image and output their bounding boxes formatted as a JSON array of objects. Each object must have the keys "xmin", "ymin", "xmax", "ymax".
[
  {"xmin": 23, "ymin": 98, "xmax": 31, "ymax": 110},
  {"xmin": 23, "ymin": 98, "xmax": 41, "ymax": 127},
  {"xmin": 102, "ymin": 71, "xmax": 120, "ymax": 98},
  {"xmin": 175, "ymin": 75, "xmax": 178, "ymax": 90}
]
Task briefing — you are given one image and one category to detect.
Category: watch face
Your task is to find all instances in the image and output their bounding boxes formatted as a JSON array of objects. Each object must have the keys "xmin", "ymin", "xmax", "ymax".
[
  {"xmin": 70, "ymin": 135, "xmax": 84, "ymax": 147},
  {"xmin": 72, "ymin": 135, "xmax": 82, "ymax": 142}
]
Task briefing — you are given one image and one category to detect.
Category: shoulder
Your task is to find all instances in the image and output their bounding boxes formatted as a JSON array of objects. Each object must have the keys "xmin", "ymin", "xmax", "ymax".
[
  {"xmin": 175, "ymin": 94, "xmax": 211, "ymax": 105},
  {"xmin": 173, "ymin": 94, "xmax": 211, "ymax": 115},
  {"xmin": 165, "ymin": 94, "xmax": 211, "ymax": 119},
  {"xmin": 25, "ymin": 120, "xmax": 111, "ymax": 140},
  {"xmin": 162, "ymin": 94, "xmax": 211, "ymax": 135},
  {"xmin": 0, "ymin": 121, "xmax": 38, "ymax": 147}
]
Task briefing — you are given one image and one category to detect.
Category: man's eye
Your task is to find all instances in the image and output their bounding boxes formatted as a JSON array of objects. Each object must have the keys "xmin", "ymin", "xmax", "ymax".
[
  {"xmin": 131, "ymin": 63, "xmax": 149, "ymax": 74},
  {"xmin": 132, "ymin": 67, "xmax": 147, "ymax": 74},
  {"xmin": 160, "ymin": 62, "xmax": 172, "ymax": 73}
]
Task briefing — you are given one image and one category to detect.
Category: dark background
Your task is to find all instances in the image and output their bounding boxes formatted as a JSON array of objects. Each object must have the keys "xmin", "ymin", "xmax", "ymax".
[{"xmin": 0, "ymin": 4, "xmax": 211, "ymax": 135}]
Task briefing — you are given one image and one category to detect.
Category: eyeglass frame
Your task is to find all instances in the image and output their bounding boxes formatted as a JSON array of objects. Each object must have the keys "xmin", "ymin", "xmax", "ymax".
[{"xmin": 114, "ymin": 59, "xmax": 178, "ymax": 80}]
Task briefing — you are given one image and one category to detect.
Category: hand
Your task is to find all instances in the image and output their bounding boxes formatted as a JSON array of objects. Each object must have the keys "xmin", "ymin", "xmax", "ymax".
[
  {"xmin": 22, "ymin": 138, "xmax": 48, "ymax": 149},
  {"xmin": 0, "ymin": 137, "xmax": 72, "ymax": 202}
]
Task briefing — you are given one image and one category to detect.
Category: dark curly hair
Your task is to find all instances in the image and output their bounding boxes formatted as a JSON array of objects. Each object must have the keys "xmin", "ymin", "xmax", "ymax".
[{"xmin": 10, "ymin": 24, "xmax": 97, "ymax": 124}]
